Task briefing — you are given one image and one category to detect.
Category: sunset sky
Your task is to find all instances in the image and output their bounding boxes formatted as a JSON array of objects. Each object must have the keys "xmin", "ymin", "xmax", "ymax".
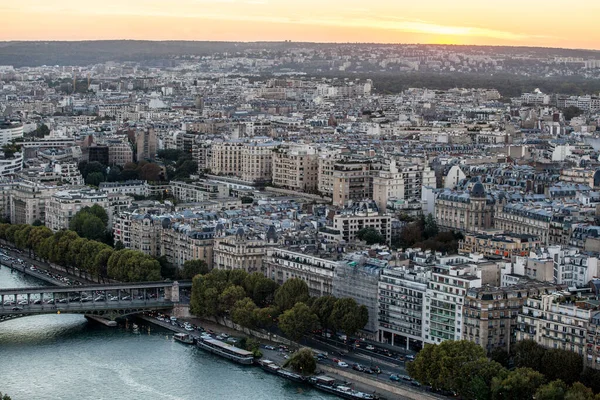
[{"xmin": 2, "ymin": 0, "xmax": 599, "ymax": 49}]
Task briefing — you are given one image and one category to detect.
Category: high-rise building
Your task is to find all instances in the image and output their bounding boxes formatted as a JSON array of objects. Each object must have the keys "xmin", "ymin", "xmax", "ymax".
[
  {"xmin": 136, "ymin": 127, "xmax": 157, "ymax": 161},
  {"xmin": 272, "ymin": 144, "xmax": 318, "ymax": 192}
]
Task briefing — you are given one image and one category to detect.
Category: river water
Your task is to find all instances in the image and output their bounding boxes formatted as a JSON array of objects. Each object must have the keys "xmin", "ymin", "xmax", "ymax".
[{"xmin": 0, "ymin": 265, "xmax": 335, "ymax": 400}]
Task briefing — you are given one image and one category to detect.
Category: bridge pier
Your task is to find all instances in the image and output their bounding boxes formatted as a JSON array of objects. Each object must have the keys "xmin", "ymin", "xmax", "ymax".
[{"xmin": 85, "ymin": 315, "xmax": 117, "ymax": 327}]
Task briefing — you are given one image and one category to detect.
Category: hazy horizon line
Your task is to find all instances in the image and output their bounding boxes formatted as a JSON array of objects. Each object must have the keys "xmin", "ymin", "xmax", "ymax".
[{"xmin": 1, "ymin": 39, "xmax": 599, "ymax": 52}]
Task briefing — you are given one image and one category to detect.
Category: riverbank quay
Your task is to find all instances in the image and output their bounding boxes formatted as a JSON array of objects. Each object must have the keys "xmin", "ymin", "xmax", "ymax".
[
  {"xmin": 140, "ymin": 313, "xmax": 427, "ymax": 400},
  {"xmin": 0, "ymin": 260, "xmax": 64, "ymax": 286},
  {"xmin": 0, "ymin": 241, "xmax": 102, "ymax": 285}
]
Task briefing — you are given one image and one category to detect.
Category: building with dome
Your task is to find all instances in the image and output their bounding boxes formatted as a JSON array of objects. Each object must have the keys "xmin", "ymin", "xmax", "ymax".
[{"xmin": 435, "ymin": 182, "xmax": 494, "ymax": 233}]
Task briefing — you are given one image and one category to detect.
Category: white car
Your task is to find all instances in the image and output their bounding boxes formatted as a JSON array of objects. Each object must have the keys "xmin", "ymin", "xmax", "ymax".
[
  {"xmin": 338, "ymin": 362, "xmax": 349, "ymax": 368},
  {"xmin": 17, "ymin": 299, "xmax": 28, "ymax": 305},
  {"xmin": 366, "ymin": 345, "xmax": 375, "ymax": 351}
]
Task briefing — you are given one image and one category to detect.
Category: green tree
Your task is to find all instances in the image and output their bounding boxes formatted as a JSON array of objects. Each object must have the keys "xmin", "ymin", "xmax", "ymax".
[
  {"xmin": 542, "ymin": 349, "xmax": 583, "ymax": 385},
  {"xmin": 114, "ymin": 240, "xmax": 125, "ymax": 250},
  {"xmin": 456, "ymin": 358, "xmax": 507, "ymax": 400},
  {"xmin": 489, "ymin": 348, "xmax": 511, "ymax": 368},
  {"xmin": 310, "ymin": 295, "xmax": 337, "ymax": 331},
  {"xmin": 356, "ymin": 227, "xmax": 385, "ymax": 245},
  {"xmin": 69, "ymin": 206, "xmax": 108, "ymax": 242},
  {"xmin": 284, "ymin": 348, "xmax": 317, "ymax": 375},
  {"xmin": 86, "ymin": 171, "xmax": 105, "ymax": 186},
  {"xmin": 329, "ymin": 298, "xmax": 369, "ymax": 336},
  {"xmin": 513, "ymin": 339, "xmax": 545, "ymax": 371},
  {"xmin": 253, "ymin": 306, "xmax": 279, "ymax": 330},
  {"xmin": 218, "ymin": 285, "xmax": 246, "ymax": 315},
  {"xmin": 491, "ymin": 368, "xmax": 545, "ymax": 400},
  {"xmin": 423, "ymin": 213, "xmax": 439, "ymax": 239},
  {"xmin": 278, "ymin": 302, "xmax": 318, "ymax": 344},
  {"xmin": 157, "ymin": 255, "xmax": 177, "ymax": 280},
  {"xmin": 181, "ymin": 259, "xmax": 209, "ymax": 279},
  {"xmin": 565, "ymin": 382, "xmax": 596, "ymax": 400},
  {"xmin": 274, "ymin": 278, "xmax": 310, "ymax": 312},
  {"xmin": 407, "ymin": 340, "xmax": 487, "ymax": 392},
  {"xmin": 231, "ymin": 297, "xmax": 258, "ymax": 328},
  {"xmin": 535, "ymin": 380, "xmax": 568, "ymax": 400},
  {"xmin": 251, "ymin": 277, "xmax": 278, "ymax": 307},
  {"xmin": 563, "ymin": 106, "xmax": 583, "ymax": 121},
  {"xmin": 139, "ymin": 163, "xmax": 161, "ymax": 181},
  {"xmin": 0, "ymin": 392, "xmax": 11, "ymax": 400}
]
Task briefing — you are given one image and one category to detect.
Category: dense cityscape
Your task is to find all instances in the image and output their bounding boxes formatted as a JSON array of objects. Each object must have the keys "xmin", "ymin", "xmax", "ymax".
[{"xmin": 3, "ymin": 40, "xmax": 600, "ymax": 399}]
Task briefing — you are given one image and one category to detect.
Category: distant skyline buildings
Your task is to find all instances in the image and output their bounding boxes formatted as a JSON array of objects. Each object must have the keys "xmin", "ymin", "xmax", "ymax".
[{"xmin": 2, "ymin": 0, "xmax": 600, "ymax": 49}]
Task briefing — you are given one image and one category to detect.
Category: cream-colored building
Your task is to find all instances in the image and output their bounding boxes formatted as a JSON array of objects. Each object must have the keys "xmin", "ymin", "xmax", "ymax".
[
  {"xmin": 435, "ymin": 183, "xmax": 494, "ymax": 233},
  {"xmin": 317, "ymin": 152, "xmax": 341, "ymax": 197},
  {"xmin": 108, "ymin": 140, "xmax": 134, "ymax": 167},
  {"xmin": 263, "ymin": 248, "xmax": 336, "ymax": 296},
  {"xmin": 331, "ymin": 202, "xmax": 392, "ymax": 244},
  {"xmin": 10, "ymin": 181, "xmax": 59, "ymax": 225},
  {"xmin": 210, "ymin": 140, "xmax": 245, "ymax": 176},
  {"xmin": 332, "ymin": 161, "xmax": 372, "ymax": 207},
  {"xmin": 272, "ymin": 144, "xmax": 319, "ymax": 192},
  {"xmin": 46, "ymin": 189, "xmax": 109, "ymax": 232},
  {"xmin": 213, "ymin": 228, "xmax": 269, "ymax": 273},
  {"xmin": 160, "ymin": 223, "xmax": 214, "ymax": 269},
  {"xmin": 516, "ymin": 293, "xmax": 590, "ymax": 357},
  {"xmin": 241, "ymin": 142, "xmax": 278, "ymax": 183}
]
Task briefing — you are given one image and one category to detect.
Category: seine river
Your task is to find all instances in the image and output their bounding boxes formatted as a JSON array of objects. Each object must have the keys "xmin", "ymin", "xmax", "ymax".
[{"xmin": 0, "ymin": 265, "xmax": 335, "ymax": 400}]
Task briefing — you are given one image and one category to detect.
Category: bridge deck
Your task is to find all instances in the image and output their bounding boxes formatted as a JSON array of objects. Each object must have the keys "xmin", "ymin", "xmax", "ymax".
[
  {"xmin": 0, "ymin": 299, "xmax": 175, "ymax": 317},
  {"xmin": 0, "ymin": 281, "xmax": 192, "ymax": 296}
]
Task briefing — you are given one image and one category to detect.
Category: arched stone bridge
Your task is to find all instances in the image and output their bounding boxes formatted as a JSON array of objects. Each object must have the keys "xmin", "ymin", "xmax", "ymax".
[{"xmin": 0, "ymin": 281, "xmax": 192, "ymax": 323}]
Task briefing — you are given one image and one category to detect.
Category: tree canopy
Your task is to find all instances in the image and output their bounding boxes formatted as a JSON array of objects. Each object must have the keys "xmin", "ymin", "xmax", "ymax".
[{"xmin": 284, "ymin": 348, "xmax": 317, "ymax": 375}]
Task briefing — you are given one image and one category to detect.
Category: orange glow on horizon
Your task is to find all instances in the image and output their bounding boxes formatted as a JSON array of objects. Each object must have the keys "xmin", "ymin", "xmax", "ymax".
[{"xmin": 1, "ymin": 0, "xmax": 599, "ymax": 50}]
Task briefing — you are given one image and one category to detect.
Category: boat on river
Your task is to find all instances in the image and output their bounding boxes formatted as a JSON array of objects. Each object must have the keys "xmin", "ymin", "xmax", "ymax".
[
  {"xmin": 196, "ymin": 337, "xmax": 254, "ymax": 365},
  {"xmin": 309, "ymin": 376, "xmax": 378, "ymax": 400},
  {"xmin": 174, "ymin": 333, "xmax": 194, "ymax": 345},
  {"xmin": 257, "ymin": 359, "xmax": 281, "ymax": 375}
]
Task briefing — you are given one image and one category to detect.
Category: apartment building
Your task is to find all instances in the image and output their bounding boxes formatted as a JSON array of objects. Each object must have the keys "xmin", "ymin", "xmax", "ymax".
[
  {"xmin": 333, "ymin": 257, "xmax": 386, "ymax": 337},
  {"xmin": 272, "ymin": 144, "xmax": 319, "ymax": 192},
  {"xmin": 317, "ymin": 152, "xmax": 341, "ymax": 197},
  {"xmin": 463, "ymin": 282, "xmax": 559, "ymax": 353},
  {"xmin": 331, "ymin": 202, "xmax": 392, "ymax": 244},
  {"xmin": 45, "ymin": 189, "xmax": 109, "ymax": 232},
  {"xmin": 494, "ymin": 203, "xmax": 552, "ymax": 245},
  {"xmin": 99, "ymin": 180, "xmax": 150, "ymax": 197},
  {"xmin": 212, "ymin": 228, "xmax": 268, "ymax": 273},
  {"xmin": 160, "ymin": 223, "xmax": 214, "ymax": 269},
  {"xmin": 378, "ymin": 266, "xmax": 428, "ymax": 351},
  {"xmin": 516, "ymin": 293, "xmax": 591, "ymax": 357},
  {"xmin": 210, "ymin": 140, "xmax": 244, "ymax": 176},
  {"xmin": 108, "ymin": 140, "xmax": 133, "ymax": 166},
  {"xmin": 435, "ymin": 183, "xmax": 494, "ymax": 233},
  {"xmin": 193, "ymin": 141, "xmax": 213, "ymax": 171},
  {"xmin": 241, "ymin": 142, "xmax": 278, "ymax": 184},
  {"xmin": 129, "ymin": 214, "xmax": 161, "ymax": 256},
  {"xmin": 396, "ymin": 163, "xmax": 436, "ymax": 203},
  {"xmin": 136, "ymin": 127, "xmax": 157, "ymax": 161},
  {"xmin": 332, "ymin": 160, "xmax": 372, "ymax": 207},
  {"xmin": 10, "ymin": 181, "xmax": 59, "ymax": 225},
  {"xmin": 458, "ymin": 232, "xmax": 540, "ymax": 258},
  {"xmin": 424, "ymin": 264, "xmax": 482, "ymax": 344},
  {"xmin": 263, "ymin": 247, "xmax": 336, "ymax": 296},
  {"xmin": 169, "ymin": 180, "xmax": 229, "ymax": 203}
]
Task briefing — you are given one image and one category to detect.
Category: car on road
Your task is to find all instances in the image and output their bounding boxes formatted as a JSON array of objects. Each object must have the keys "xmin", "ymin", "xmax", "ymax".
[
  {"xmin": 58, "ymin": 298, "xmax": 68, "ymax": 303},
  {"xmin": 17, "ymin": 299, "xmax": 28, "ymax": 305},
  {"xmin": 337, "ymin": 361, "xmax": 349, "ymax": 368},
  {"xmin": 352, "ymin": 364, "xmax": 364, "ymax": 372},
  {"xmin": 45, "ymin": 299, "xmax": 55, "ymax": 304},
  {"xmin": 332, "ymin": 358, "xmax": 341, "ymax": 363},
  {"xmin": 365, "ymin": 345, "xmax": 375, "ymax": 351},
  {"xmin": 33, "ymin": 299, "xmax": 42, "ymax": 305},
  {"xmin": 3, "ymin": 300, "xmax": 15, "ymax": 306},
  {"xmin": 363, "ymin": 368, "xmax": 374, "ymax": 374},
  {"xmin": 263, "ymin": 345, "xmax": 275, "ymax": 350},
  {"xmin": 11, "ymin": 306, "xmax": 23, "ymax": 311},
  {"xmin": 389, "ymin": 374, "xmax": 400, "ymax": 382},
  {"xmin": 94, "ymin": 296, "xmax": 105, "ymax": 302},
  {"xmin": 405, "ymin": 355, "xmax": 415, "ymax": 361},
  {"xmin": 121, "ymin": 296, "xmax": 131, "ymax": 301}
]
